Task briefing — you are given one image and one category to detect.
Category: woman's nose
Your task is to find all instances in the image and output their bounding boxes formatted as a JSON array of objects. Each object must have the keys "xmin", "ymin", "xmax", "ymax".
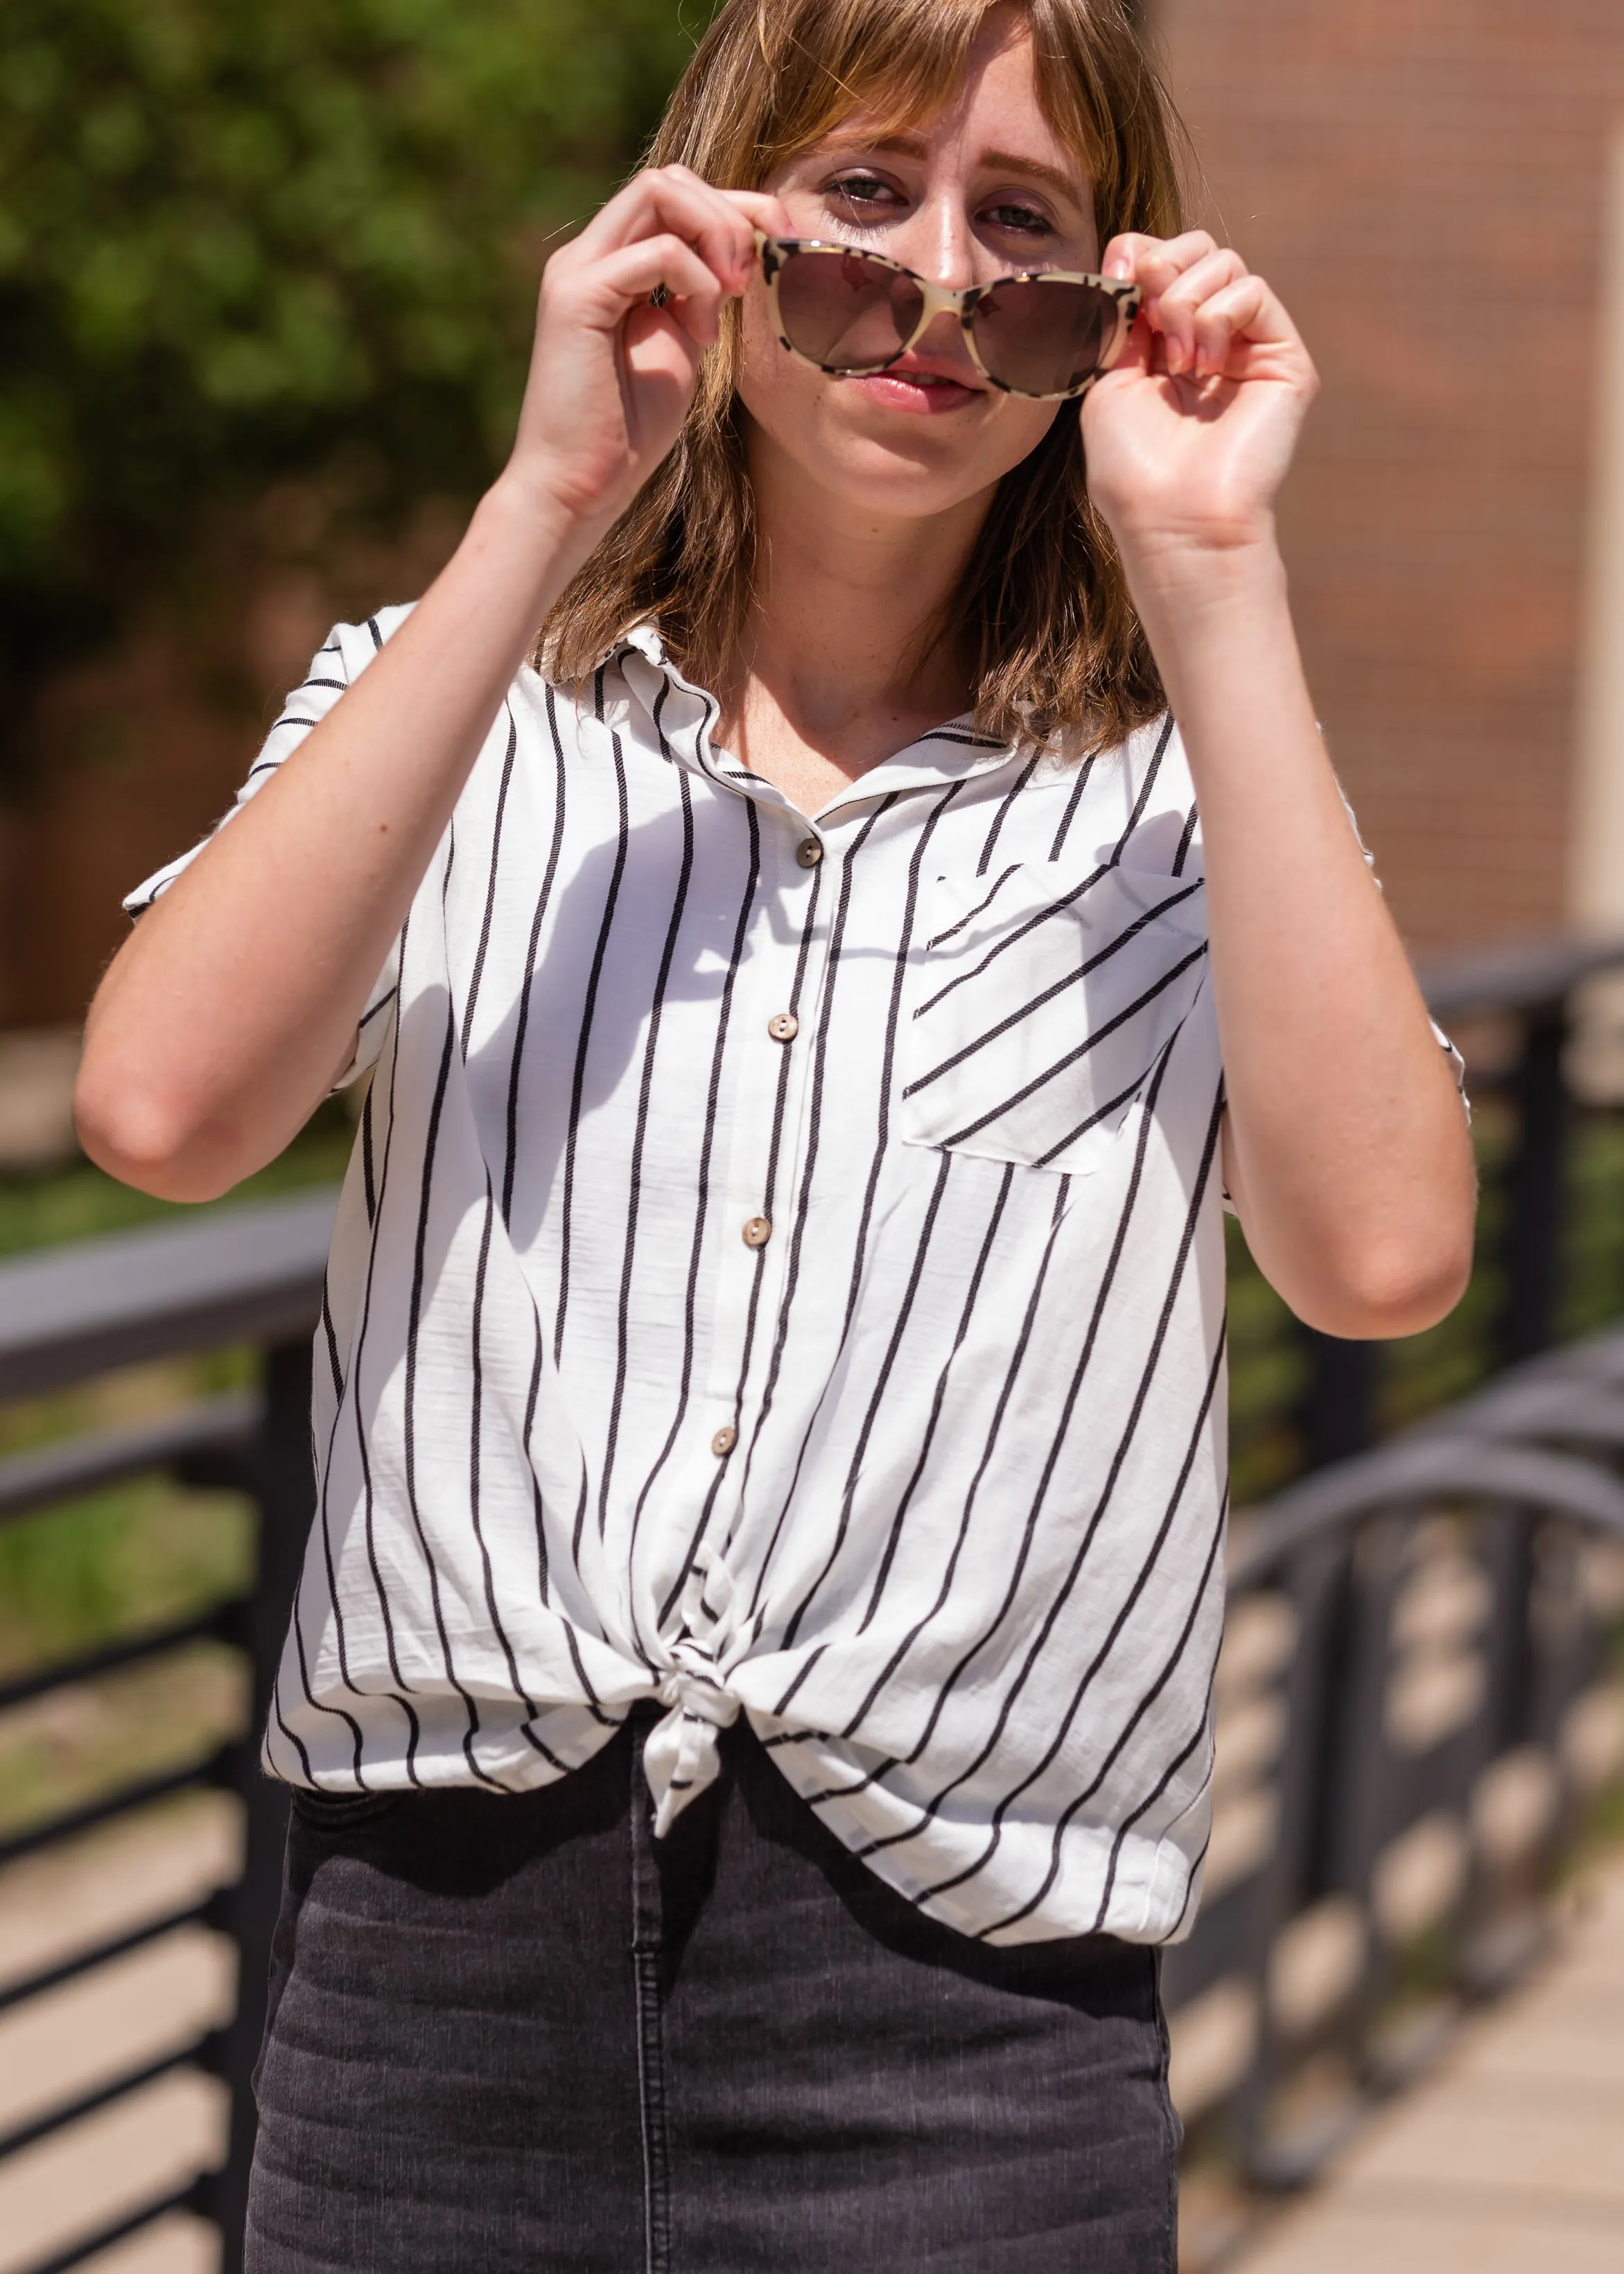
[
  {"xmin": 910, "ymin": 304, "xmax": 977, "ymax": 371},
  {"xmin": 892, "ymin": 194, "xmax": 980, "ymax": 293}
]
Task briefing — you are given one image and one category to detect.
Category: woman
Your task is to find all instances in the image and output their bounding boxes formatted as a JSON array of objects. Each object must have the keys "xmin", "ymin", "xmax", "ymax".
[{"xmin": 77, "ymin": 0, "xmax": 1476, "ymax": 2266}]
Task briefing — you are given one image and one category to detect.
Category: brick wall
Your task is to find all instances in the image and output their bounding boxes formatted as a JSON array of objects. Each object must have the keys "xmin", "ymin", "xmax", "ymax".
[
  {"xmin": 0, "ymin": 507, "xmax": 457, "ymax": 1030},
  {"xmin": 1151, "ymin": 0, "xmax": 1624, "ymax": 950}
]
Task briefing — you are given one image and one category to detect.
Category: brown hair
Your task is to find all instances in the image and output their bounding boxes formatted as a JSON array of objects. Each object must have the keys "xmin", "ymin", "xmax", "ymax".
[{"xmin": 539, "ymin": 0, "xmax": 1185, "ymax": 756}]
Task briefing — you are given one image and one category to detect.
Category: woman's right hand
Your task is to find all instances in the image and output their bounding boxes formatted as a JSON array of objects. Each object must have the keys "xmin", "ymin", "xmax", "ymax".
[{"xmin": 503, "ymin": 166, "xmax": 790, "ymax": 535}]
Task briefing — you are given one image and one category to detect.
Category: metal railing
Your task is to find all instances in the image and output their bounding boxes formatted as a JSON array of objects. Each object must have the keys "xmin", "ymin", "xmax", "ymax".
[
  {"xmin": 1171, "ymin": 935, "xmax": 1624, "ymax": 2178},
  {"xmin": 0, "ymin": 1192, "xmax": 333, "ymax": 2274},
  {"xmin": 2, "ymin": 937, "xmax": 1624, "ymax": 2264},
  {"xmin": 1164, "ymin": 1354, "xmax": 1624, "ymax": 2183}
]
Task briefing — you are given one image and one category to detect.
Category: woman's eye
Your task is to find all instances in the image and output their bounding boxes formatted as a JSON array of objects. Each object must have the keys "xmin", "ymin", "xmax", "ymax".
[
  {"xmin": 826, "ymin": 173, "xmax": 898, "ymax": 211},
  {"xmin": 983, "ymin": 202, "xmax": 1051, "ymax": 236}
]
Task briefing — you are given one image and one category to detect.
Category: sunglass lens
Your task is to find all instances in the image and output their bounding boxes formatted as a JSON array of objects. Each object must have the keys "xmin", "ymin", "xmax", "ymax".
[
  {"xmin": 970, "ymin": 277, "xmax": 1119, "ymax": 397},
  {"xmin": 774, "ymin": 249, "xmax": 923, "ymax": 374}
]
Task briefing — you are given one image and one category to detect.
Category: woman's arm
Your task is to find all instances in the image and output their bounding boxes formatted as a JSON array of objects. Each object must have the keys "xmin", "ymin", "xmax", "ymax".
[
  {"xmin": 76, "ymin": 168, "xmax": 781, "ymax": 1202},
  {"xmin": 1083, "ymin": 234, "xmax": 1476, "ymax": 1339}
]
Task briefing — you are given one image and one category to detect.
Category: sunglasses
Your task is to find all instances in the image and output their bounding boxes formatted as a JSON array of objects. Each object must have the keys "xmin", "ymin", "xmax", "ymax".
[{"xmin": 753, "ymin": 229, "xmax": 1140, "ymax": 402}]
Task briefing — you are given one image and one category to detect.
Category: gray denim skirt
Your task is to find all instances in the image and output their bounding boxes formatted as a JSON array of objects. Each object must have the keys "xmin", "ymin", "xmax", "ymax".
[{"xmin": 246, "ymin": 1707, "xmax": 1180, "ymax": 2272}]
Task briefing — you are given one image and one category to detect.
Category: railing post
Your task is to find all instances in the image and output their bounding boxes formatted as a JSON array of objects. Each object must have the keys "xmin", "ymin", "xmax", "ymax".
[
  {"xmin": 1298, "ymin": 1333, "xmax": 1379, "ymax": 1470},
  {"xmin": 212, "ymin": 1337, "xmax": 313, "ymax": 2272},
  {"xmin": 1498, "ymin": 1000, "xmax": 1571, "ymax": 1364}
]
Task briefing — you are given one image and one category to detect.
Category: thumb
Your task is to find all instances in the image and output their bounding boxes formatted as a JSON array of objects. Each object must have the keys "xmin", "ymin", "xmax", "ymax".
[
  {"xmin": 1108, "ymin": 310, "xmax": 1158, "ymax": 381},
  {"xmin": 620, "ymin": 304, "xmax": 704, "ymax": 451}
]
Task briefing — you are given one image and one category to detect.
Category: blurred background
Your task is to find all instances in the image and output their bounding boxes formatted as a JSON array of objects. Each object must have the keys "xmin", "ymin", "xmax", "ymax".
[{"xmin": 3, "ymin": 3, "xmax": 1624, "ymax": 2271}]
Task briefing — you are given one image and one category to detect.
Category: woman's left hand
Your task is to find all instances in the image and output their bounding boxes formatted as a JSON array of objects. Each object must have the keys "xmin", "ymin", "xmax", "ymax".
[{"xmin": 1080, "ymin": 231, "xmax": 1318, "ymax": 564}]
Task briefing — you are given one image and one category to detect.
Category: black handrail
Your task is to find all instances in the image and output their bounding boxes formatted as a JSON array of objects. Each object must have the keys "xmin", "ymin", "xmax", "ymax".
[
  {"xmin": 1417, "ymin": 930, "xmax": 1624, "ymax": 1018},
  {"xmin": 0, "ymin": 1187, "xmax": 334, "ymax": 1401},
  {"xmin": 0, "ymin": 1391, "xmax": 260, "ymax": 1524},
  {"xmin": 1230, "ymin": 1433, "xmax": 1624, "ymax": 1590}
]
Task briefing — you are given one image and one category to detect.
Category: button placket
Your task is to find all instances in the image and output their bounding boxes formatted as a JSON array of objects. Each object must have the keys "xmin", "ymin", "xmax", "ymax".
[{"xmin": 692, "ymin": 812, "xmax": 829, "ymax": 1498}]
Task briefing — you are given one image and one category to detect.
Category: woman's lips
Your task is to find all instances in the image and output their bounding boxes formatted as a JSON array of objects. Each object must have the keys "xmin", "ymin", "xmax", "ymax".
[{"xmin": 844, "ymin": 370, "xmax": 984, "ymax": 415}]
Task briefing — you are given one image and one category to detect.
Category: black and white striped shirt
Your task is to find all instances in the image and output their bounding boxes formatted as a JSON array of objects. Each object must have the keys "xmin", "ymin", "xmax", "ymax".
[{"xmin": 130, "ymin": 610, "xmax": 1233, "ymax": 1945}]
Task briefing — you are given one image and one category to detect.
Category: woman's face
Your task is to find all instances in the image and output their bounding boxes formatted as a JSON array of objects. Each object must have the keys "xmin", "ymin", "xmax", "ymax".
[{"xmin": 737, "ymin": 12, "xmax": 1099, "ymax": 528}]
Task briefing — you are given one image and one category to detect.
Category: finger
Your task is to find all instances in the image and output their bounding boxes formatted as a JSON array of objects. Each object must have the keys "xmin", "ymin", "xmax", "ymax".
[
  {"xmin": 1098, "ymin": 304, "xmax": 1158, "ymax": 383},
  {"xmin": 622, "ymin": 297, "xmax": 704, "ymax": 404},
  {"xmin": 715, "ymin": 186, "xmax": 797, "ymax": 243},
  {"xmin": 665, "ymin": 179, "xmax": 799, "ymax": 288},
  {"xmin": 1200, "ymin": 271, "xmax": 1305, "ymax": 363},
  {"xmin": 1100, "ymin": 228, "xmax": 1219, "ymax": 290},
  {"xmin": 1187, "ymin": 275, "xmax": 1267, "ymax": 376},
  {"xmin": 1150, "ymin": 248, "xmax": 1249, "ymax": 374},
  {"xmin": 590, "ymin": 238, "xmax": 728, "ymax": 345},
  {"xmin": 573, "ymin": 168, "xmax": 757, "ymax": 293}
]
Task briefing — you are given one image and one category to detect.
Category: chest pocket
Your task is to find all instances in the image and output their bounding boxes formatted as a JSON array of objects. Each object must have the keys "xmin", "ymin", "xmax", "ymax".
[{"xmin": 900, "ymin": 853, "xmax": 1209, "ymax": 1175}]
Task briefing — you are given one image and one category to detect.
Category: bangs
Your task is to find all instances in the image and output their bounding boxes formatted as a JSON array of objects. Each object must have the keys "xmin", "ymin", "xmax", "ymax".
[
  {"xmin": 669, "ymin": 0, "xmax": 1153, "ymax": 245},
  {"xmin": 730, "ymin": 0, "xmax": 1007, "ymax": 182}
]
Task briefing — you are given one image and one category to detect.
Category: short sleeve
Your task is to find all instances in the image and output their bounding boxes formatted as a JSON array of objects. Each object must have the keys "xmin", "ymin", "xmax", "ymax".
[{"xmin": 123, "ymin": 609, "xmax": 414, "ymax": 1088}]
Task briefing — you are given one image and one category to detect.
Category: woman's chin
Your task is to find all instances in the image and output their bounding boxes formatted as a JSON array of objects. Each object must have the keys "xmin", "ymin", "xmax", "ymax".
[
  {"xmin": 798, "ymin": 444, "xmax": 1000, "ymax": 523},
  {"xmin": 739, "ymin": 379, "xmax": 1055, "ymax": 525}
]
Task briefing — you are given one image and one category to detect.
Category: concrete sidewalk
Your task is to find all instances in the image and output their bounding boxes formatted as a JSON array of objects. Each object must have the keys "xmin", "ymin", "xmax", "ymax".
[{"xmin": 1234, "ymin": 1852, "xmax": 1624, "ymax": 2271}]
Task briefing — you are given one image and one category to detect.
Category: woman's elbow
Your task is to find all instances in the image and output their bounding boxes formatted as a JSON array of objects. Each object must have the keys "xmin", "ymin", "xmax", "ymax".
[
  {"xmin": 1297, "ymin": 1220, "xmax": 1476, "ymax": 1341},
  {"xmin": 73, "ymin": 1061, "xmax": 233, "ymax": 1204}
]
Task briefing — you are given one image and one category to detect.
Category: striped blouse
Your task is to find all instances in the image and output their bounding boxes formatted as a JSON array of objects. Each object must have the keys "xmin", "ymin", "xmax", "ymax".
[{"xmin": 130, "ymin": 609, "xmax": 1234, "ymax": 1947}]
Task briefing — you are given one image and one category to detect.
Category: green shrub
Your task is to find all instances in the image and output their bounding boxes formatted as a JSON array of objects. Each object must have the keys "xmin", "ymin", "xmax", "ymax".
[{"xmin": 0, "ymin": 0, "xmax": 701, "ymax": 783}]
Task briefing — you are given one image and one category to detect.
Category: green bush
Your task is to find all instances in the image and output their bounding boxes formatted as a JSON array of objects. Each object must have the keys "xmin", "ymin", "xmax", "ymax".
[{"xmin": 0, "ymin": 0, "xmax": 700, "ymax": 782}]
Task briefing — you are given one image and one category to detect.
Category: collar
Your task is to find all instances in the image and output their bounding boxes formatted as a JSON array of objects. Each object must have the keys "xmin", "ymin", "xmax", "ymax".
[{"xmin": 612, "ymin": 621, "xmax": 1027, "ymax": 824}]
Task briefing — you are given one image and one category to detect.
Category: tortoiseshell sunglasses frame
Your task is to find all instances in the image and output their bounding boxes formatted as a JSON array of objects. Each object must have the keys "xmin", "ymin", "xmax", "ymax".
[{"xmin": 752, "ymin": 229, "xmax": 1142, "ymax": 402}]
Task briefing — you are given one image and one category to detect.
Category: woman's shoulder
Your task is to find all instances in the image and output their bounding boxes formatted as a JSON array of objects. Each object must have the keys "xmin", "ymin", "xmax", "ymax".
[
  {"xmin": 1040, "ymin": 708, "xmax": 1189, "ymax": 808},
  {"xmin": 1031, "ymin": 708, "xmax": 1197, "ymax": 875},
  {"xmin": 318, "ymin": 602, "xmax": 419, "ymax": 681},
  {"xmin": 321, "ymin": 605, "xmax": 602, "ymax": 732}
]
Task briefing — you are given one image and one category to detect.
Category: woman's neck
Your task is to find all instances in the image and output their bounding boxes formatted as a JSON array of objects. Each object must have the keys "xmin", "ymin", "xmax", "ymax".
[{"xmin": 716, "ymin": 428, "xmax": 995, "ymax": 816}]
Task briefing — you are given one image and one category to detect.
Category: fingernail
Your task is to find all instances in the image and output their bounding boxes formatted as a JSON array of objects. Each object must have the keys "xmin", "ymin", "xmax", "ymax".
[{"xmin": 1164, "ymin": 333, "xmax": 1185, "ymax": 375}]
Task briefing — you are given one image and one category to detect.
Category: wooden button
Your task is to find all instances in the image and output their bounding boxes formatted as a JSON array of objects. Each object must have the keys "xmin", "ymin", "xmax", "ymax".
[
  {"xmin": 711, "ymin": 1426, "xmax": 738, "ymax": 1457},
  {"xmin": 742, "ymin": 1215, "xmax": 772, "ymax": 1247},
  {"xmin": 796, "ymin": 837, "xmax": 823, "ymax": 867},
  {"xmin": 768, "ymin": 1012, "xmax": 800, "ymax": 1042}
]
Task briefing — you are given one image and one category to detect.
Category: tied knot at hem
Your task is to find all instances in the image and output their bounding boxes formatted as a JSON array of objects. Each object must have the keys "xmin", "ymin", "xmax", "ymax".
[{"xmin": 644, "ymin": 1550, "xmax": 744, "ymax": 1837}]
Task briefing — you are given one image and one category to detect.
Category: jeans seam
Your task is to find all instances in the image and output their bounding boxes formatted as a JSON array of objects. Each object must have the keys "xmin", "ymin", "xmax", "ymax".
[
  {"xmin": 634, "ymin": 1948, "xmax": 670, "ymax": 2273},
  {"xmin": 631, "ymin": 1728, "xmax": 672, "ymax": 2274},
  {"xmin": 1150, "ymin": 1949, "xmax": 1181, "ymax": 2269}
]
